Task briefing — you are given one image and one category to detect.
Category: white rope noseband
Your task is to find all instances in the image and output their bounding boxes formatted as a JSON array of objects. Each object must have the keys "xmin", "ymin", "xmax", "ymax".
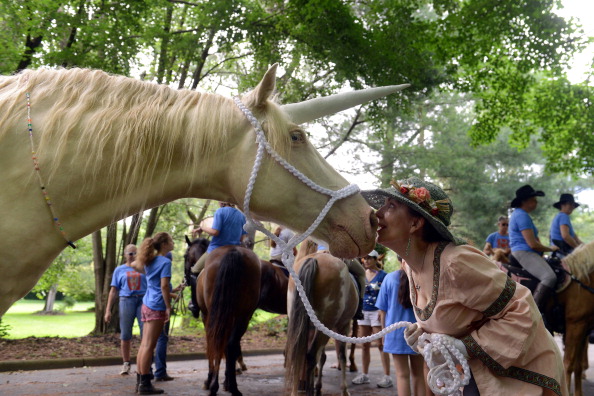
[{"xmin": 233, "ymin": 97, "xmax": 469, "ymax": 395}]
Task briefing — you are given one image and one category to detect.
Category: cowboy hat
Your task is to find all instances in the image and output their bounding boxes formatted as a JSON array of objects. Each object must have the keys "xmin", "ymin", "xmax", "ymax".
[
  {"xmin": 510, "ymin": 185, "xmax": 544, "ymax": 208},
  {"xmin": 553, "ymin": 193, "xmax": 580, "ymax": 210}
]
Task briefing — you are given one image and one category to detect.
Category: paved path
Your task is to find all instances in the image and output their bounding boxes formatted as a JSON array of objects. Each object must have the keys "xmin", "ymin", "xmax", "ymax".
[{"xmin": 1, "ymin": 338, "xmax": 593, "ymax": 395}]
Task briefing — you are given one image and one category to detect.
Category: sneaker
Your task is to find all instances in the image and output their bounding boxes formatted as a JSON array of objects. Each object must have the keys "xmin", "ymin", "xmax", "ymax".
[
  {"xmin": 120, "ymin": 361, "xmax": 131, "ymax": 375},
  {"xmin": 377, "ymin": 375, "xmax": 394, "ymax": 388},
  {"xmin": 352, "ymin": 373, "xmax": 370, "ymax": 385}
]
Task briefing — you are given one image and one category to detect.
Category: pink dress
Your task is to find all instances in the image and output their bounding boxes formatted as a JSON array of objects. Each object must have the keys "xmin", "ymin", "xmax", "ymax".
[{"xmin": 406, "ymin": 242, "xmax": 568, "ymax": 396}]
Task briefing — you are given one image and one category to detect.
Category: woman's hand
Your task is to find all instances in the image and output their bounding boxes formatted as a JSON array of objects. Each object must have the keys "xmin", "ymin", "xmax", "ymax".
[
  {"xmin": 404, "ymin": 323, "xmax": 423, "ymax": 351},
  {"xmin": 104, "ymin": 311, "xmax": 111, "ymax": 323}
]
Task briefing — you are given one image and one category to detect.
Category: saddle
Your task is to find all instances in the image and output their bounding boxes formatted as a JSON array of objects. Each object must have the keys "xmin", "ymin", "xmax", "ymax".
[
  {"xmin": 501, "ymin": 254, "xmax": 567, "ymax": 293},
  {"xmin": 501, "ymin": 254, "xmax": 567, "ymax": 334},
  {"xmin": 270, "ymin": 259, "xmax": 290, "ymax": 277}
]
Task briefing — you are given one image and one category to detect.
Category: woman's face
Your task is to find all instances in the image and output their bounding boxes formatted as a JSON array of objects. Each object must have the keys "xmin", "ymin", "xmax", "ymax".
[
  {"xmin": 361, "ymin": 255, "xmax": 378, "ymax": 270},
  {"xmin": 522, "ymin": 196, "xmax": 538, "ymax": 212},
  {"xmin": 375, "ymin": 198, "xmax": 414, "ymax": 251}
]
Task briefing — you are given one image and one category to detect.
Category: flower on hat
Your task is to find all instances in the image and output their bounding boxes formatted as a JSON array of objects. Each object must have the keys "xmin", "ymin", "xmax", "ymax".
[{"xmin": 390, "ymin": 180, "xmax": 449, "ymax": 218}]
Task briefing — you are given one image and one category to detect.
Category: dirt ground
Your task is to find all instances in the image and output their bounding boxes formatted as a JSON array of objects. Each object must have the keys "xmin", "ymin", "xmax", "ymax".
[{"xmin": 0, "ymin": 318, "xmax": 288, "ymax": 361}]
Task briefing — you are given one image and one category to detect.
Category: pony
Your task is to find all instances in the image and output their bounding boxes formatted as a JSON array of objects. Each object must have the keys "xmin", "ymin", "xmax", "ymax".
[
  {"xmin": 196, "ymin": 245, "xmax": 261, "ymax": 396},
  {"xmin": 0, "ymin": 64, "xmax": 407, "ymax": 315},
  {"xmin": 183, "ymin": 236, "xmax": 289, "ymax": 375},
  {"xmin": 557, "ymin": 240, "xmax": 594, "ymax": 396},
  {"xmin": 285, "ymin": 241, "xmax": 358, "ymax": 396}
]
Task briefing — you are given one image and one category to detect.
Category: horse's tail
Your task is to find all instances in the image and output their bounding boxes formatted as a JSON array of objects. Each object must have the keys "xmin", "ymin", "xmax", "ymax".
[
  {"xmin": 285, "ymin": 257, "xmax": 318, "ymax": 393},
  {"xmin": 206, "ymin": 248, "xmax": 245, "ymax": 363}
]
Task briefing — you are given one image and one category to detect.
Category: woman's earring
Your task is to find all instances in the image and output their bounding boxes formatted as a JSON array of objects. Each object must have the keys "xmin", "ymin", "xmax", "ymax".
[{"xmin": 405, "ymin": 236, "xmax": 411, "ymax": 257}]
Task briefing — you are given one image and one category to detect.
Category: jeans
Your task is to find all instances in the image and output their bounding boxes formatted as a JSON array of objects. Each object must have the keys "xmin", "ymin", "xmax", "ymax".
[
  {"xmin": 154, "ymin": 321, "xmax": 170, "ymax": 378},
  {"xmin": 118, "ymin": 295, "xmax": 144, "ymax": 340}
]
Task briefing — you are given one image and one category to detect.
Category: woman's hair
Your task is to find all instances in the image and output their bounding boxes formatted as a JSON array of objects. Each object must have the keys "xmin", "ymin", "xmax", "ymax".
[
  {"xmin": 398, "ymin": 270, "xmax": 412, "ymax": 309},
  {"xmin": 270, "ymin": 226, "xmax": 282, "ymax": 248},
  {"xmin": 137, "ymin": 232, "xmax": 171, "ymax": 266},
  {"xmin": 405, "ymin": 206, "xmax": 447, "ymax": 243}
]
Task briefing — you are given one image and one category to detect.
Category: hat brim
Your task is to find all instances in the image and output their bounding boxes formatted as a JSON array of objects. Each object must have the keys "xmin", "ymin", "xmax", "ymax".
[
  {"xmin": 511, "ymin": 190, "xmax": 545, "ymax": 208},
  {"xmin": 362, "ymin": 188, "xmax": 463, "ymax": 245},
  {"xmin": 553, "ymin": 201, "xmax": 580, "ymax": 210}
]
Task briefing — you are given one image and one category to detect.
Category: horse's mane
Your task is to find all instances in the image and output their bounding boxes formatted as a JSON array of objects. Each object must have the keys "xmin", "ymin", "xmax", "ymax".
[
  {"xmin": 564, "ymin": 240, "xmax": 594, "ymax": 283},
  {"xmin": 0, "ymin": 68, "xmax": 291, "ymax": 204}
]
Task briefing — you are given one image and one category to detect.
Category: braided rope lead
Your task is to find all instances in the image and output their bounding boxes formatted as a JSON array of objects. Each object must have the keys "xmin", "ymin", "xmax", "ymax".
[{"xmin": 233, "ymin": 97, "xmax": 468, "ymax": 394}]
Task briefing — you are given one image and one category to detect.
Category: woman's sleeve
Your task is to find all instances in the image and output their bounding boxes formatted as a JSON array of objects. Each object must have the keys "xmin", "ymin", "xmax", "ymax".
[{"xmin": 445, "ymin": 245, "xmax": 536, "ymax": 369}]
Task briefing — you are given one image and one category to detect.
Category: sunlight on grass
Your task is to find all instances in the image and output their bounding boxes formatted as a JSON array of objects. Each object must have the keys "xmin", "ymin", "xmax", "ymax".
[{"xmin": 3, "ymin": 300, "xmax": 278, "ymax": 339}]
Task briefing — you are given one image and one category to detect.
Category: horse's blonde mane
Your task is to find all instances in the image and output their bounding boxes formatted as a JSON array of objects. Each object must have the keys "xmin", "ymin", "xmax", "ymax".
[
  {"xmin": 0, "ymin": 68, "xmax": 291, "ymax": 206},
  {"xmin": 564, "ymin": 240, "xmax": 594, "ymax": 283}
]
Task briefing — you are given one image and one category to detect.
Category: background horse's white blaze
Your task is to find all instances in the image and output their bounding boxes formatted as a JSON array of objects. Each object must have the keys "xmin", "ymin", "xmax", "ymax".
[{"xmin": 0, "ymin": 65, "xmax": 404, "ymax": 315}]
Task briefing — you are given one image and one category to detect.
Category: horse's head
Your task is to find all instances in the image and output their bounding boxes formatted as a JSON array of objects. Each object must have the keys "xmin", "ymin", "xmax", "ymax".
[
  {"xmin": 183, "ymin": 235, "xmax": 210, "ymax": 276},
  {"xmin": 227, "ymin": 65, "xmax": 408, "ymax": 259}
]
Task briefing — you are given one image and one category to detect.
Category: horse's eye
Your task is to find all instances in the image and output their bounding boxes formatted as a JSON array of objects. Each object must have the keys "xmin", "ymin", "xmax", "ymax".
[{"xmin": 290, "ymin": 130, "xmax": 305, "ymax": 143}]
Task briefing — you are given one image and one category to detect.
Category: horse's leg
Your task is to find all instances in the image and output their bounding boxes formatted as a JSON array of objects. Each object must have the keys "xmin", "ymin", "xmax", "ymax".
[
  {"xmin": 336, "ymin": 340, "xmax": 351, "ymax": 396},
  {"xmin": 348, "ymin": 320, "xmax": 358, "ymax": 372},
  {"xmin": 304, "ymin": 329, "xmax": 319, "ymax": 396},
  {"xmin": 315, "ymin": 349, "xmax": 326, "ymax": 396},
  {"xmin": 208, "ymin": 357, "xmax": 221, "ymax": 396},
  {"xmin": 223, "ymin": 324, "xmax": 248, "ymax": 396},
  {"xmin": 236, "ymin": 347, "xmax": 247, "ymax": 374},
  {"xmin": 564, "ymin": 321, "xmax": 588, "ymax": 396}
]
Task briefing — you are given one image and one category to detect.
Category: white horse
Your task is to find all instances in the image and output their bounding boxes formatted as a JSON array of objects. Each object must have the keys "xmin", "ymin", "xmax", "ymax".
[{"xmin": 0, "ymin": 64, "xmax": 407, "ymax": 315}]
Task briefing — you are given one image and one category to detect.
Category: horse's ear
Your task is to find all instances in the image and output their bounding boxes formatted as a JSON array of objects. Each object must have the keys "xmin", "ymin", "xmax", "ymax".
[
  {"xmin": 245, "ymin": 63, "xmax": 278, "ymax": 108},
  {"xmin": 185, "ymin": 235, "xmax": 192, "ymax": 246}
]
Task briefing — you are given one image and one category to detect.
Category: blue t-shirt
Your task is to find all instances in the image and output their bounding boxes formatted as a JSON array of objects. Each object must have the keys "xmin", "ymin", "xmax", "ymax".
[
  {"xmin": 375, "ymin": 270, "xmax": 417, "ymax": 355},
  {"xmin": 549, "ymin": 212, "xmax": 575, "ymax": 243},
  {"xmin": 510, "ymin": 208, "xmax": 538, "ymax": 253},
  {"xmin": 363, "ymin": 270, "xmax": 387, "ymax": 311},
  {"xmin": 143, "ymin": 255, "xmax": 172, "ymax": 311},
  {"xmin": 207, "ymin": 206, "xmax": 248, "ymax": 253},
  {"xmin": 485, "ymin": 232, "xmax": 510, "ymax": 250},
  {"xmin": 110, "ymin": 264, "xmax": 146, "ymax": 297}
]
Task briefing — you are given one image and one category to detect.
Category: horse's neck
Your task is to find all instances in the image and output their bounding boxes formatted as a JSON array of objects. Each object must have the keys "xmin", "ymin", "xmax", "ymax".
[{"xmin": 0, "ymin": 92, "xmax": 243, "ymax": 255}]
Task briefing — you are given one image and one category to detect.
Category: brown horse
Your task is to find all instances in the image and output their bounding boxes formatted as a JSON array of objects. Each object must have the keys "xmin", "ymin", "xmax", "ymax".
[
  {"xmin": 557, "ymin": 240, "xmax": 594, "ymax": 396},
  {"xmin": 285, "ymin": 243, "xmax": 358, "ymax": 396},
  {"xmin": 196, "ymin": 246, "xmax": 261, "ymax": 396},
  {"xmin": 184, "ymin": 236, "xmax": 289, "ymax": 379}
]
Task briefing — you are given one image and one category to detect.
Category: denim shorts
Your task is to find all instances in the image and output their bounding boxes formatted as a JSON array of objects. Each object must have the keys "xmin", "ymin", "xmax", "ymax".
[{"xmin": 119, "ymin": 295, "xmax": 144, "ymax": 341}]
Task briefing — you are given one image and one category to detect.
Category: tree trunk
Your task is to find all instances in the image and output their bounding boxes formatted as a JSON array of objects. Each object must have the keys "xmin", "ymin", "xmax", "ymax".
[
  {"xmin": 91, "ymin": 223, "xmax": 119, "ymax": 334},
  {"xmin": 42, "ymin": 284, "xmax": 58, "ymax": 313},
  {"xmin": 144, "ymin": 206, "xmax": 164, "ymax": 238}
]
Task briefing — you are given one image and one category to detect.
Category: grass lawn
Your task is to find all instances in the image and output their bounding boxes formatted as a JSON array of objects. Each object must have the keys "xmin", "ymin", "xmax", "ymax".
[
  {"xmin": 2, "ymin": 299, "xmax": 279, "ymax": 339},
  {"xmin": 3, "ymin": 300, "xmax": 100, "ymax": 339}
]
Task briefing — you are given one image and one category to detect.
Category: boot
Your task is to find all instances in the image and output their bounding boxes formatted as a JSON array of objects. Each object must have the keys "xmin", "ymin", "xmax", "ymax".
[
  {"xmin": 136, "ymin": 373, "xmax": 140, "ymax": 394},
  {"xmin": 532, "ymin": 282, "xmax": 554, "ymax": 314},
  {"xmin": 138, "ymin": 374, "xmax": 164, "ymax": 395}
]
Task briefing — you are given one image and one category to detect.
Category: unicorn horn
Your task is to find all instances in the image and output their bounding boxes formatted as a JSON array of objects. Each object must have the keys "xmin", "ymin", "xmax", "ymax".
[{"xmin": 281, "ymin": 84, "xmax": 410, "ymax": 125}]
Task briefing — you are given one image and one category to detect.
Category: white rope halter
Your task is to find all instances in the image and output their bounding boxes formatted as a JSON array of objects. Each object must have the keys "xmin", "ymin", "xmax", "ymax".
[{"xmin": 233, "ymin": 96, "xmax": 470, "ymax": 395}]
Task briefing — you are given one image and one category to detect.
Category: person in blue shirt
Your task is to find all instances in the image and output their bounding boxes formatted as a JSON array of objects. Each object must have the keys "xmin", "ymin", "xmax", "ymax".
[
  {"xmin": 376, "ymin": 267, "xmax": 426, "ymax": 396},
  {"xmin": 549, "ymin": 193, "xmax": 582, "ymax": 256},
  {"xmin": 351, "ymin": 250, "xmax": 392, "ymax": 388},
  {"xmin": 105, "ymin": 244, "xmax": 146, "ymax": 376},
  {"xmin": 483, "ymin": 216, "xmax": 510, "ymax": 262},
  {"xmin": 190, "ymin": 202, "xmax": 247, "ymax": 276},
  {"xmin": 509, "ymin": 185, "xmax": 559, "ymax": 313},
  {"xmin": 133, "ymin": 232, "xmax": 174, "ymax": 395}
]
